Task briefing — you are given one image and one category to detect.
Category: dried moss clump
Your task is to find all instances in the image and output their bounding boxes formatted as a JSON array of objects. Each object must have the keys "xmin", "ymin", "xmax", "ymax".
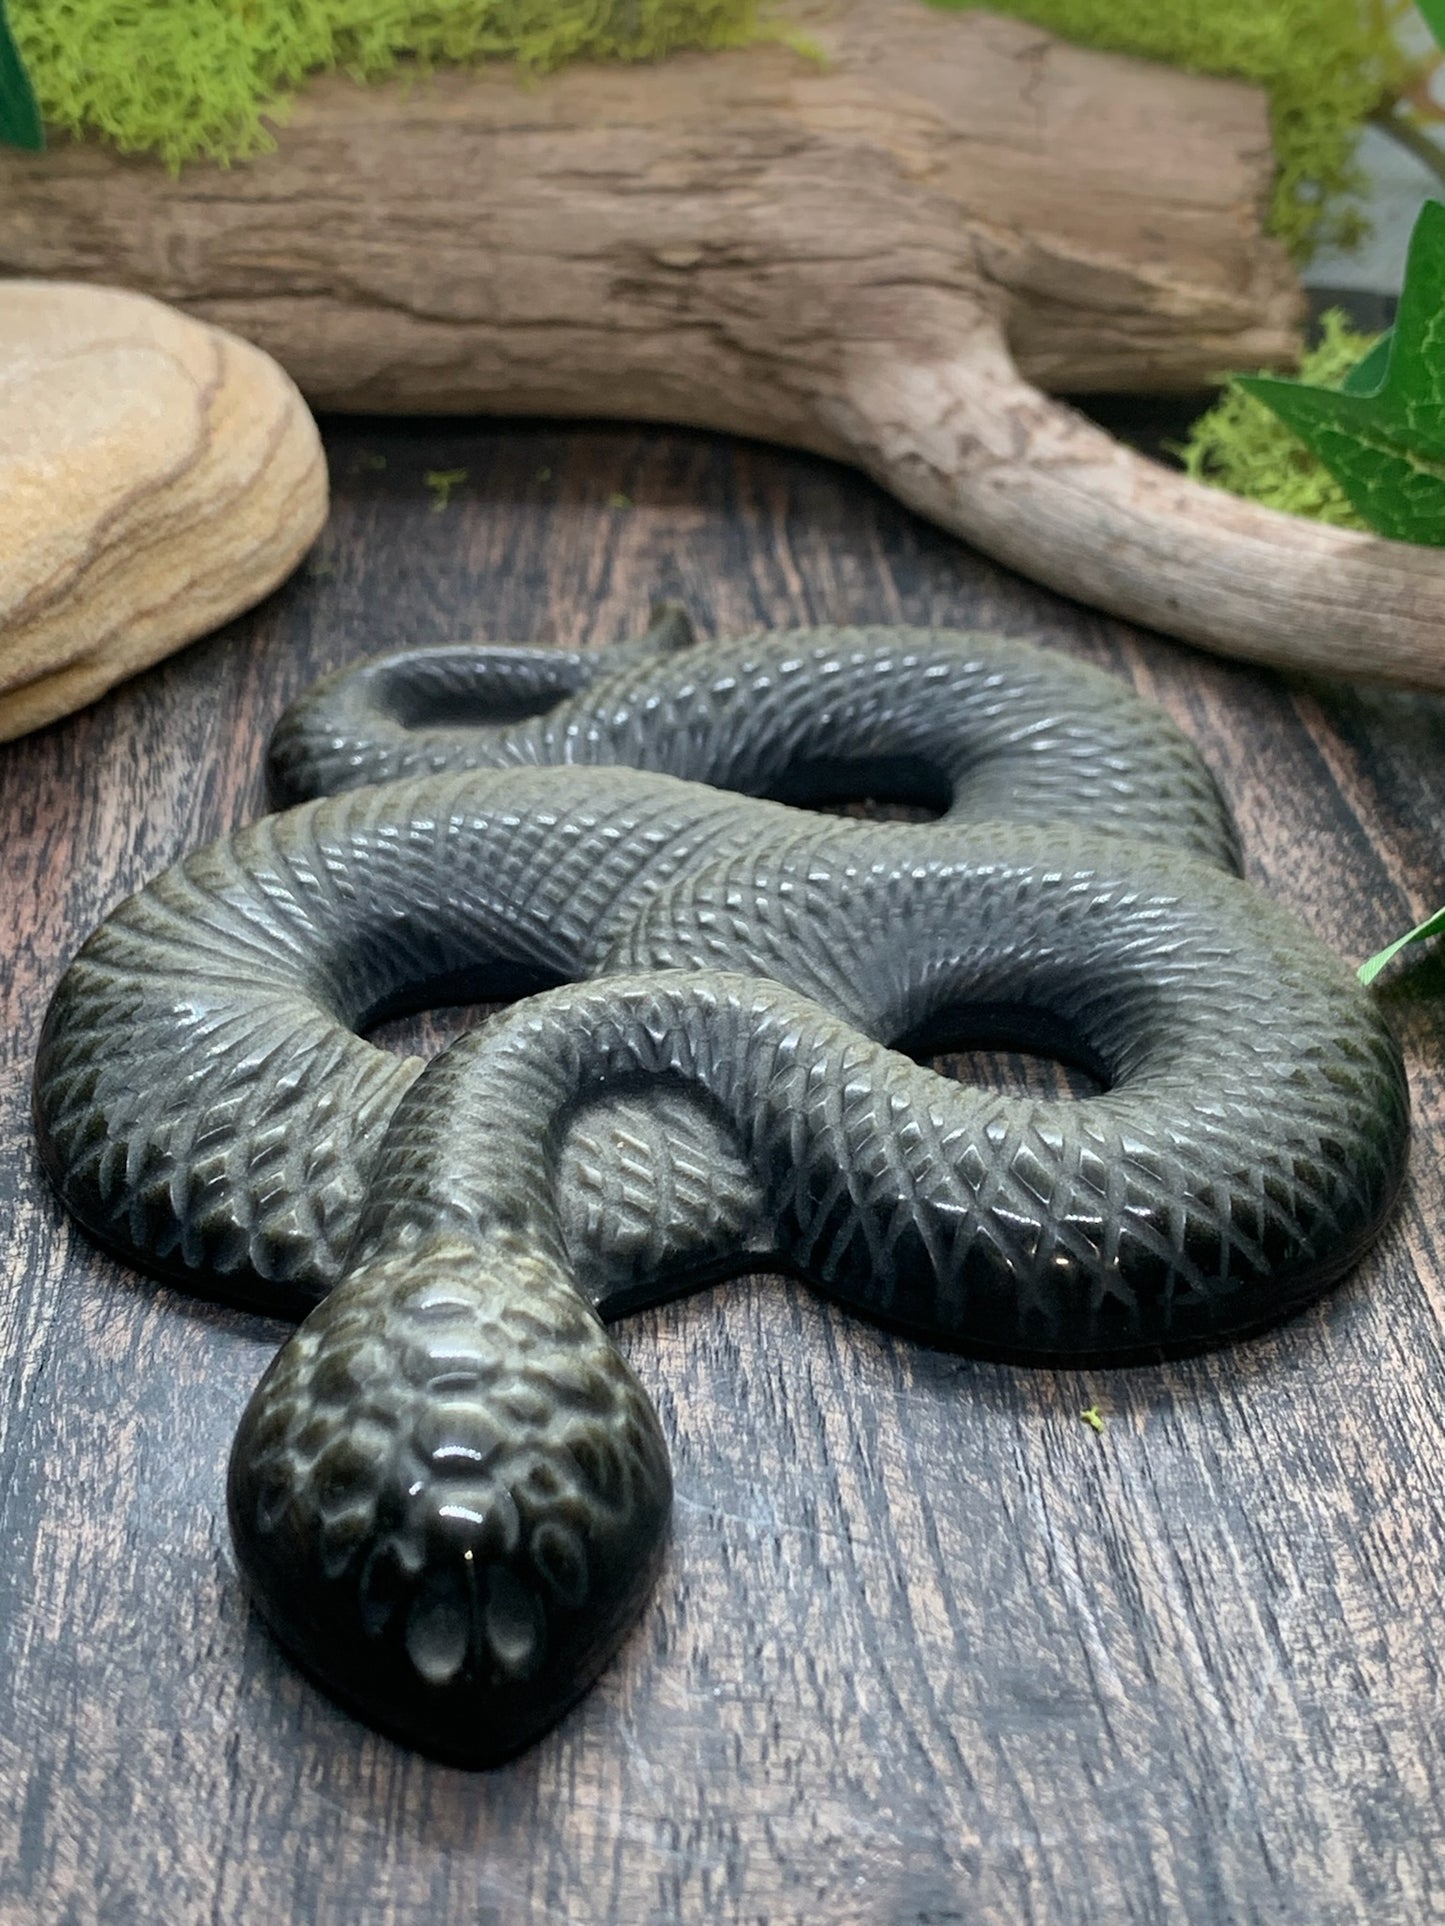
[
  {"xmin": 1177, "ymin": 310, "xmax": 1385, "ymax": 530},
  {"xmin": 930, "ymin": 0, "xmax": 1411, "ymax": 259},
  {"xmin": 7, "ymin": 0, "xmax": 761, "ymax": 170}
]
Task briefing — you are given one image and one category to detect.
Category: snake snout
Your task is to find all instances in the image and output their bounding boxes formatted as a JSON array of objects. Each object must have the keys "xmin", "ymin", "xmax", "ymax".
[{"xmin": 227, "ymin": 1237, "xmax": 673, "ymax": 1763}]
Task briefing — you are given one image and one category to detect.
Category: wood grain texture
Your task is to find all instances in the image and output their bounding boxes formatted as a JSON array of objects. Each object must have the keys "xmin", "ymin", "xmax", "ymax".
[
  {"xmin": 2, "ymin": 413, "xmax": 1445, "ymax": 1925},
  {"xmin": 0, "ymin": 283, "xmax": 327, "ymax": 743}
]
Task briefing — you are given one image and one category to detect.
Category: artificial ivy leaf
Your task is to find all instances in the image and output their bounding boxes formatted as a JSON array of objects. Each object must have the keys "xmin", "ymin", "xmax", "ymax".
[
  {"xmin": 0, "ymin": 0, "xmax": 42, "ymax": 151},
  {"xmin": 1238, "ymin": 199, "xmax": 1445, "ymax": 545},
  {"xmin": 1359, "ymin": 904, "xmax": 1445, "ymax": 986}
]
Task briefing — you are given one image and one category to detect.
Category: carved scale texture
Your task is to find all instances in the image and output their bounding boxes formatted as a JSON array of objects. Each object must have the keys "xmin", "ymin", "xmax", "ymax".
[{"xmin": 33, "ymin": 623, "xmax": 1408, "ymax": 1764}]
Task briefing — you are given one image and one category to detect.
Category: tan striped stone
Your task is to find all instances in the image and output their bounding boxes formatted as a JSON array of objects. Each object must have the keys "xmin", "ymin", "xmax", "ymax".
[{"xmin": 0, "ymin": 281, "xmax": 326, "ymax": 740}]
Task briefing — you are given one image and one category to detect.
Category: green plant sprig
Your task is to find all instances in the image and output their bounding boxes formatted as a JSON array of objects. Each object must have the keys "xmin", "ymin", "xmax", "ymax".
[
  {"xmin": 1177, "ymin": 311, "xmax": 1383, "ymax": 529},
  {"xmin": 0, "ymin": 0, "xmax": 42, "ymax": 149},
  {"xmin": 1238, "ymin": 199, "xmax": 1445, "ymax": 546},
  {"xmin": 1360, "ymin": 907, "xmax": 1445, "ymax": 985}
]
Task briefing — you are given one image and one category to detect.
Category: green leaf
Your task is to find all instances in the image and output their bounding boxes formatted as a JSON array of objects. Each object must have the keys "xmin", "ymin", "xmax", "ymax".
[
  {"xmin": 1358, "ymin": 904, "xmax": 1445, "ymax": 985},
  {"xmin": 0, "ymin": 0, "xmax": 42, "ymax": 151},
  {"xmin": 1238, "ymin": 200, "xmax": 1445, "ymax": 544},
  {"xmin": 1339, "ymin": 329, "xmax": 1392, "ymax": 396},
  {"xmin": 1419, "ymin": 0, "xmax": 1445, "ymax": 58}
]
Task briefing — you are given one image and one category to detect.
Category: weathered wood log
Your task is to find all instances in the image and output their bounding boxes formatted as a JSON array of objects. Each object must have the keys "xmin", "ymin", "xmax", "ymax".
[
  {"xmin": 0, "ymin": 285, "xmax": 327, "ymax": 741},
  {"xmin": 4, "ymin": 1, "xmax": 1441, "ymax": 689},
  {"xmin": 0, "ymin": 4, "xmax": 1300, "ymax": 405}
]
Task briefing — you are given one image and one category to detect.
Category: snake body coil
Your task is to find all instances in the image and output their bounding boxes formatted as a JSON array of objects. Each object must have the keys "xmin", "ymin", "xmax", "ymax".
[{"xmin": 34, "ymin": 621, "xmax": 1408, "ymax": 1764}]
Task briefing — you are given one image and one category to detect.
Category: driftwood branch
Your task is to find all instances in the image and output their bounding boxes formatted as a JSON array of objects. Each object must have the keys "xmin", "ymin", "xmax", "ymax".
[
  {"xmin": 836, "ymin": 320, "xmax": 1445, "ymax": 687},
  {"xmin": 4, "ymin": 1, "xmax": 1437, "ymax": 689}
]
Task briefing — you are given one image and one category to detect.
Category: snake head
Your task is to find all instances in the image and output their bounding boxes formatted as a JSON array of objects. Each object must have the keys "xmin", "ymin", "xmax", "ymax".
[{"xmin": 226, "ymin": 1235, "xmax": 673, "ymax": 1764}]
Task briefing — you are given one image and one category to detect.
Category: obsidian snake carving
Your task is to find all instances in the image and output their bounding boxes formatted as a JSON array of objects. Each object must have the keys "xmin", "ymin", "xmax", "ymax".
[{"xmin": 34, "ymin": 612, "xmax": 1408, "ymax": 1764}]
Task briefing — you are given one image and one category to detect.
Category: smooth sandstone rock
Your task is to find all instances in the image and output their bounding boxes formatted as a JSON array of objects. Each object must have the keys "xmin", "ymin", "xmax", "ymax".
[{"xmin": 0, "ymin": 281, "xmax": 327, "ymax": 740}]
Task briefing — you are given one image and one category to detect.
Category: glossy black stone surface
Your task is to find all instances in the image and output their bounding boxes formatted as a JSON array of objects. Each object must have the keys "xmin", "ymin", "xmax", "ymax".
[{"xmin": 33, "ymin": 621, "xmax": 1409, "ymax": 1762}]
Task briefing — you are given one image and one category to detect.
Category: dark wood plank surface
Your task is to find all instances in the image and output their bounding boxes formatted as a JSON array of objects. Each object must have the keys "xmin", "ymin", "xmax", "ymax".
[{"xmin": 4, "ymin": 415, "xmax": 1445, "ymax": 1926}]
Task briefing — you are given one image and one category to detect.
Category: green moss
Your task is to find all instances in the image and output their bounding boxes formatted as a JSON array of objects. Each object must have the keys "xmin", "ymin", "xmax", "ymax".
[
  {"xmin": 7, "ymin": 0, "xmax": 761, "ymax": 170},
  {"xmin": 928, "ymin": 0, "xmax": 1411, "ymax": 259},
  {"xmin": 7, "ymin": 0, "xmax": 1412, "ymax": 259},
  {"xmin": 1177, "ymin": 309, "xmax": 1384, "ymax": 529}
]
